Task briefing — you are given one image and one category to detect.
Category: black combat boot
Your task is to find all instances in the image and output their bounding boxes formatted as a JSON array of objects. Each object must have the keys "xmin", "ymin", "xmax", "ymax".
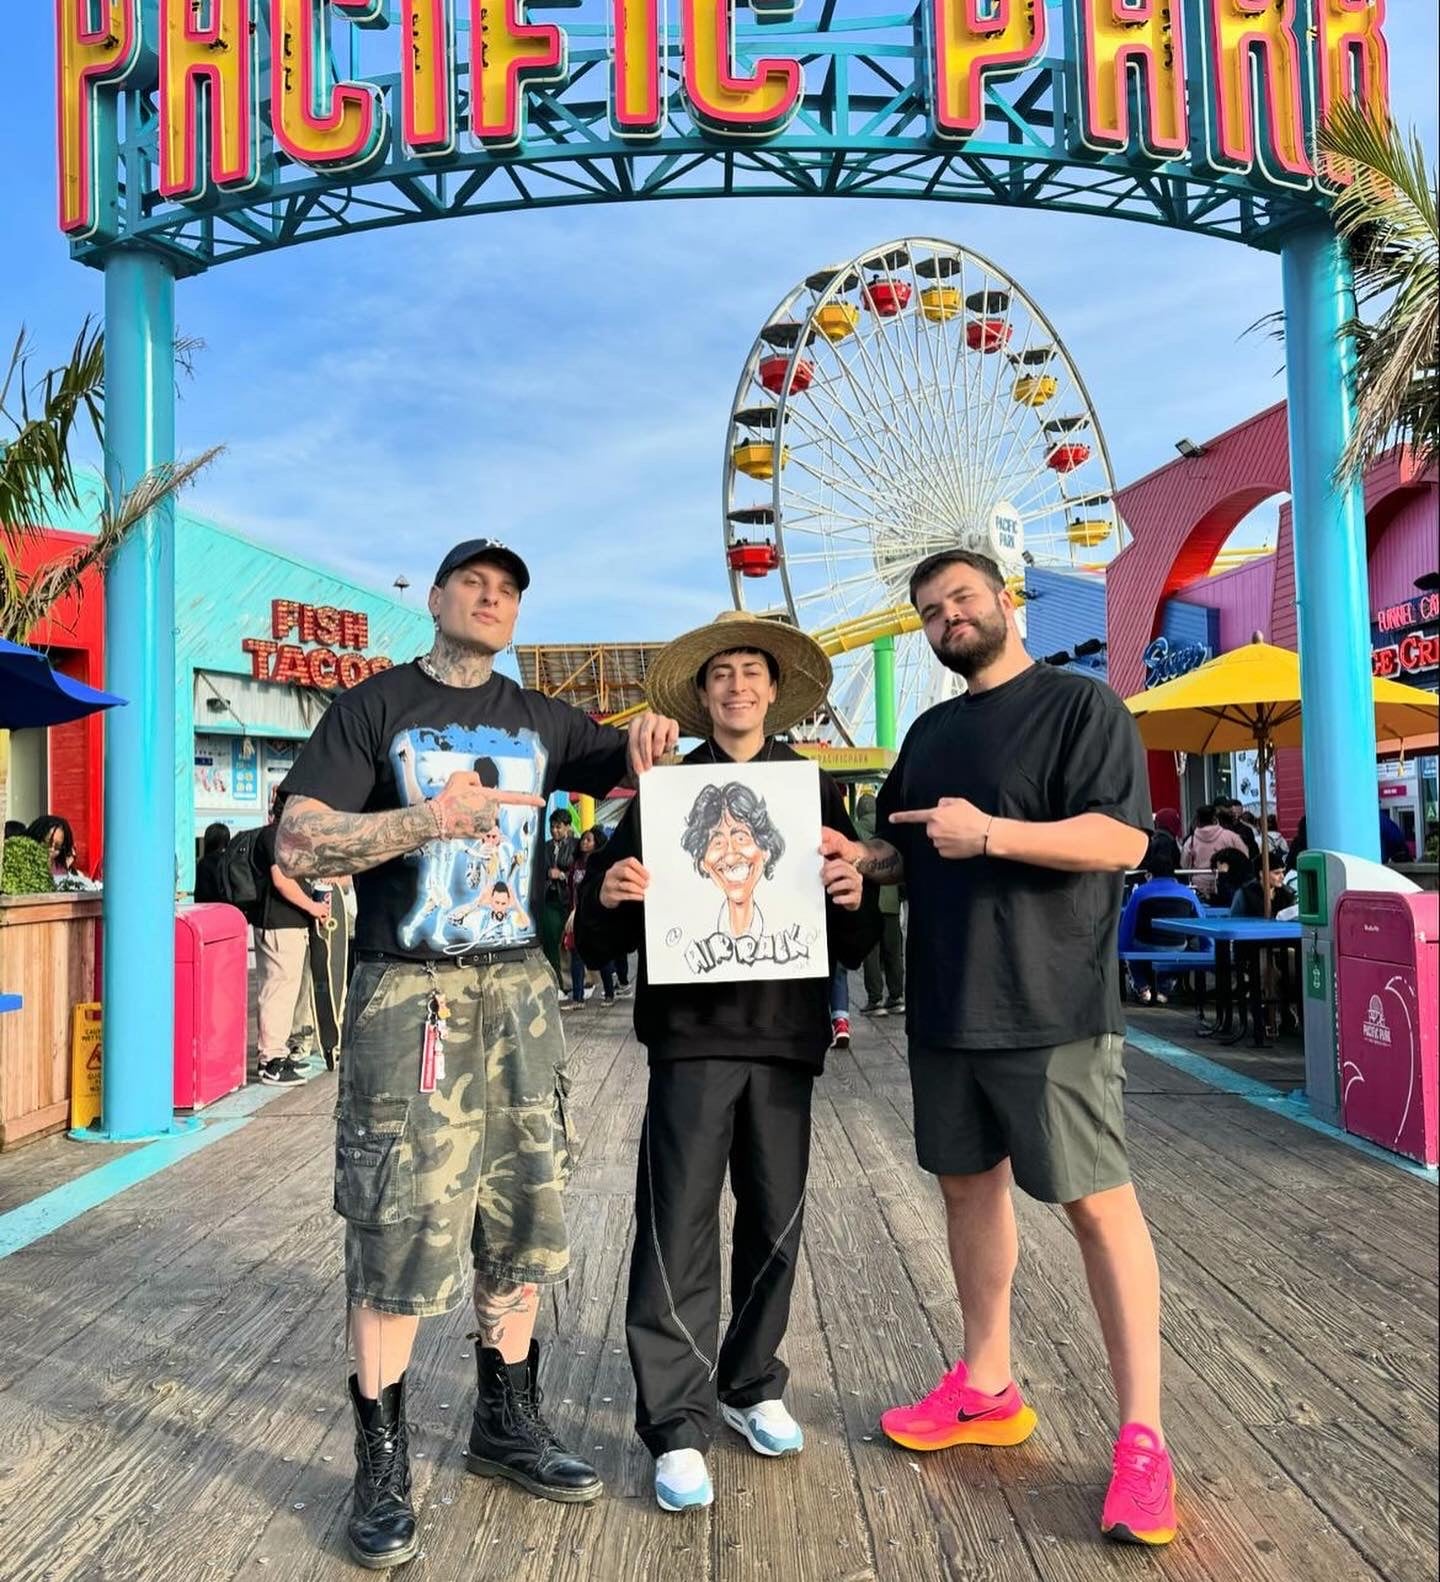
[
  {"xmin": 346, "ymin": 1373, "xmax": 419, "ymax": 1569},
  {"xmin": 464, "ymin": 1342, "xmax": 603, "ymax": 1503}
]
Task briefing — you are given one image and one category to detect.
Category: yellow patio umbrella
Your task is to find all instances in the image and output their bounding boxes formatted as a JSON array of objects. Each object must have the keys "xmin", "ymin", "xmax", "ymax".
[{"xmin": 1126, "ymin": 637, "xmax": 1439, "ymax": 911}]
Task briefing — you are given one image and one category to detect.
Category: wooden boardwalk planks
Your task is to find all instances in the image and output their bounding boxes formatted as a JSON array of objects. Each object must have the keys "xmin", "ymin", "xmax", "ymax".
[{"xmin": 0, "ymin": 1002, "xmax": 1434, "ymax": 1582}]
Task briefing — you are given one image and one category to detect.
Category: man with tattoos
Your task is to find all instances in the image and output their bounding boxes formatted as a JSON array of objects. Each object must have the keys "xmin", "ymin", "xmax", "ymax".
[
  {"xmin": 275, "ymin": 538, "xmax": 679, "ymax": 1569},
  {"xmin": 820, "ymin": 551, "xmax": 1178, "ymax": 1548}
]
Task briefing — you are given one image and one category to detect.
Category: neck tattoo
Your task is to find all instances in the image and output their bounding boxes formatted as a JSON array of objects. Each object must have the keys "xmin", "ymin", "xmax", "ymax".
[{"xmin": 419, "ymin": 639, "xmax": 495, "ymax": 689}]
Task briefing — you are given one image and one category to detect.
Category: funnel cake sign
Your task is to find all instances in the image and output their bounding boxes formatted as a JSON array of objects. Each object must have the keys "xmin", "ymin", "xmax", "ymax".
[
  {"xmin": 241, "ymin": 599, "xmax": 395, "ymax": 690},
  {"xmin": 58, "ymin": 1, "xmax": 1391, "ymax": 243}
]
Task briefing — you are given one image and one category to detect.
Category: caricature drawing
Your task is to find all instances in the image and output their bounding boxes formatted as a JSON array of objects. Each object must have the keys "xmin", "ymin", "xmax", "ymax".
[{"xmin": 681, "ymin": 781, "xmax": 786, "ymax": 942}]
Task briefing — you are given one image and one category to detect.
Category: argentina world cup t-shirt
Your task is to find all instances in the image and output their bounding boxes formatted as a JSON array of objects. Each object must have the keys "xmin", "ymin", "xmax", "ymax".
[{"xmin": 281, "ymin": 662, "xmax": 629, "ymax": 961}]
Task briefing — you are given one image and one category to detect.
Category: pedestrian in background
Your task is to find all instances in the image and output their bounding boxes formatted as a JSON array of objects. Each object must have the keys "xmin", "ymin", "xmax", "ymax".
[{"xmin": 855, "ymin": 792, "xmax": 904, "ymax": 1016}]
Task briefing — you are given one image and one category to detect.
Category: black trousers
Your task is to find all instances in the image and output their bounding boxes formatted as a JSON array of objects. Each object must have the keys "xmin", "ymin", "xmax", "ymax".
[
  {"xmin": 863, "ymin": 914, "xmax": 904, "ymax": 1004},
  {"xmin": 626, "ymin": 1058, "xmax": 814, "ymax": 1456}
]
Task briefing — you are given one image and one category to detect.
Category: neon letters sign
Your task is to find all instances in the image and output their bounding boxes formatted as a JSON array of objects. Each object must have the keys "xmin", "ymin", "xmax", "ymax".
[
  {"xmin": 58, "ymin": 1, "xmax": 1391, "ymax": 244},
  {"xmin": 241, "ymin": 599, "xmax": 394, "ymax": 689}
]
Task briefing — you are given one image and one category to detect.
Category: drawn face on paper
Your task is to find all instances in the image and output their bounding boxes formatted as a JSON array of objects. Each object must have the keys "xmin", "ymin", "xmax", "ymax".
[
  {"xmin": 682, "ymin": 782, "xmax": 785, "ymax": 940},
  {"xmin": 702, "ymin": 812, "xmax": 765, "ymax": 908}
]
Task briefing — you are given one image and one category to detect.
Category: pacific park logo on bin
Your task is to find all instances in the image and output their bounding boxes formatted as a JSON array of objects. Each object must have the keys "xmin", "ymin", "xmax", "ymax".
[
  {"xmin": 1363, "ymin": 994, "xmax": 1392, "ymax": 1048},
  {"xmin": 241, "ymin": 599, "xmax": 394, "ymax": 691}
]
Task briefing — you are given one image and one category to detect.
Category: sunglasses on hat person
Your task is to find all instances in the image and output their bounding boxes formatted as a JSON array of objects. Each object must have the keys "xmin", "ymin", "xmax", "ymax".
[{"xmin": 433, "ymin": 538, "xmax": 531, "ymax": 592}]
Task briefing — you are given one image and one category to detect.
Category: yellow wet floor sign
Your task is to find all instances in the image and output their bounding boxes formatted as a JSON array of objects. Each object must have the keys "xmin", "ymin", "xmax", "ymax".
[{"xmin": 70, "ymin": 1003, "xmax": 102, "ymax": 1130}]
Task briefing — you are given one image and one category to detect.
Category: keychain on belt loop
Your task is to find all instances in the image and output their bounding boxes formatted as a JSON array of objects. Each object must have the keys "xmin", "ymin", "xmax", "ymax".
[{"xmin": 420, "ymin": 961, "xmax": 450, "ymax": 1093}]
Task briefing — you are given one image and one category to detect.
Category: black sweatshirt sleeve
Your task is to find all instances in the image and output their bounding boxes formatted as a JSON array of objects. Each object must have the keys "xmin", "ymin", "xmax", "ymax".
[
  {"xmin": 822, "ymin": 776, "xmax": 881, "ymax": 970},
  {"xmin": 574, "ymin": 798, "xmax": 644, "ymax": 967}
]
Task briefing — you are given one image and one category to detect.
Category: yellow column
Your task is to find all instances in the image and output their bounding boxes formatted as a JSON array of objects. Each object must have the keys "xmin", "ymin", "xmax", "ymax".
[{"xmin": 577, "ymin": 794, "xmax": 596, "ymax": 832}]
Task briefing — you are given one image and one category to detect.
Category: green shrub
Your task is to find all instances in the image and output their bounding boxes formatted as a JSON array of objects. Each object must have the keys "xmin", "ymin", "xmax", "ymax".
[{"xmin": 1, "ymin": 837, "xmax": 56, "ymax": 897}]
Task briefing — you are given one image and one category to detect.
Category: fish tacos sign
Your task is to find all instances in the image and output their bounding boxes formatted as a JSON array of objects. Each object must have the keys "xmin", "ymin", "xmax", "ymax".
[{"xmin": 57, "ymin": 1, "xmax": 1390, "ymax": 262}]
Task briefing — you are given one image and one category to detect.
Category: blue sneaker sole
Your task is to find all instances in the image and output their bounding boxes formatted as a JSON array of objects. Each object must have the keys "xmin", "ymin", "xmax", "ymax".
[{"xmin": 720, "ymin": 1404, "xmax": 803, "ymax": 1457}]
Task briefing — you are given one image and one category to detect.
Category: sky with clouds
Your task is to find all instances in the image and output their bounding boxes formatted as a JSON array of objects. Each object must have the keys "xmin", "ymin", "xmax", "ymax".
[{"xmin": 3, "ymin": 4, "xmax": 1436, "ymax": 648}]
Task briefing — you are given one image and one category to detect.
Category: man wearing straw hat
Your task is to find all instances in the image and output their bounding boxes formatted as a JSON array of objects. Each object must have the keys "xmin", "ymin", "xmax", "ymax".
[
  {"xmin": 820, "ymin": 550, "xmax": 1177, "ymax": 1547},
  {"xmin": 575, "ymin": 610, "xmax": 878, "ymax": 1514}
]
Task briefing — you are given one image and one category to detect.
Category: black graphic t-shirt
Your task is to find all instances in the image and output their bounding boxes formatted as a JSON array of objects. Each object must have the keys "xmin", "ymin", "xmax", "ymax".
[
  {"xmin": 280, "ymin": 661, "xmax": 629, "ymax": 960},
  {"xmin": 875, "ymin": 664, "xmax": 1150, "ymax": 1050}
]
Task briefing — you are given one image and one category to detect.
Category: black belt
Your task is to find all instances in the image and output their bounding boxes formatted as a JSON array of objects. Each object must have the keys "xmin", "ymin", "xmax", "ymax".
[{"xmin": 357, "ymin": 947, "xmax": 532, "ymax": 970}]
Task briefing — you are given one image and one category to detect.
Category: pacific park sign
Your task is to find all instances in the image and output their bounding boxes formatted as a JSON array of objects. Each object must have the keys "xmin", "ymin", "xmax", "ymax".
[{"xmin": 58, "ymin": 2, "xmax": 1390, "ymax": 256}]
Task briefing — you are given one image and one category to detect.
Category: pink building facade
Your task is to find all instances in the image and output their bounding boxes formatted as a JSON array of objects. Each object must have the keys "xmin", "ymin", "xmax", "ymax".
[{"xmin": 1106, "ymin": 405, "xmax": 1438, "ymax": 854}]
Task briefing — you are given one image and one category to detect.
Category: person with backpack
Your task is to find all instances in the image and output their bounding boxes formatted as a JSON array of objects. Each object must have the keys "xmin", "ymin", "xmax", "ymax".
[
  {"xmin": 193, "ymin": 822, "xmax": 232, "ymax": 903},
  {"xmin": 254, "ymin": 790, "xmax": 331, "ymax": 1086}
]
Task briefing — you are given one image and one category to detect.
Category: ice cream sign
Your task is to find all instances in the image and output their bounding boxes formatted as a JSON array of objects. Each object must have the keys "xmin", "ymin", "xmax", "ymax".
[
  {"xmin": 57, "ymin": 1, "xmax": 1391, "ymax": 243},
  {"xmin": 241, "ymin": 599, "xmax": 394, "ymax": 689}
]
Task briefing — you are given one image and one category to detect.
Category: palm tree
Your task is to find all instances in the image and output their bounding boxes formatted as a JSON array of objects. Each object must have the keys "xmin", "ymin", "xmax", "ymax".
[
  {"xmin": 1317, "ymin": 102, "xmax": 1438, "ymax": 482},
  {"xmin": 1, "ymin": 321, "xmax": 219, "ymax": 867}
]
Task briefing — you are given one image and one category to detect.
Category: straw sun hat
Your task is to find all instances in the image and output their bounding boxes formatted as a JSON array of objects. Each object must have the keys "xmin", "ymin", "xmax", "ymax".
[{"xmin": 646, "ymin": 610, "xmax": 832, "ymax": 741}]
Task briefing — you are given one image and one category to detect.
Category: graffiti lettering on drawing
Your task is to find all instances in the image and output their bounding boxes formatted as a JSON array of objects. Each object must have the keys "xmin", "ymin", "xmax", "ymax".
[
  {"xmin": 640, "ymin": 760, "xmax": 826, "ymax": 987},
  {"xmin": 389, "ymin": 723, "xmax": 547, "ymax": 953}
]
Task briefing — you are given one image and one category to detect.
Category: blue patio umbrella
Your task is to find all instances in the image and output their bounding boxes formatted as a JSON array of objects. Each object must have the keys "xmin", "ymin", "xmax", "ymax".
[{"xmin": 0, "ymin": 635, "xmax": 125, "ymax": 729}]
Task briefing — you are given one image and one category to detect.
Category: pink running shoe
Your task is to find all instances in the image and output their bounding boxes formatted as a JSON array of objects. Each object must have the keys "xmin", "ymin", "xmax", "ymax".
[
  {"xmin": 1102, "ymin": 1423, "xmax": 1177, "ymax": 1545},
  {"xmin": 880, "ymin": 1359, "xmax": 1037, "ymax": 1452}
]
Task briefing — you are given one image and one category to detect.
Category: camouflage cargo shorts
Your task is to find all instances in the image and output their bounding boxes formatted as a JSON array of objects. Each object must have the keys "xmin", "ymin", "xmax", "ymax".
[{"xmin": 334, "ymin": 951, "xmax": 576, "ymax": 1317}]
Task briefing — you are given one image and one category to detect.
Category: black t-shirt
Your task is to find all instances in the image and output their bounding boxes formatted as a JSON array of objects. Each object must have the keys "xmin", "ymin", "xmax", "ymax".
[
  {"xmin": 254, "ymin": 823, "xmax": 313, "ymax": 931},
  {"xmin": 876, "ymin": 664, "xmax": 1150, "ymax": 1050},
  {"xmin": 280, "ymin": 661, "xmax": 629, "ymax": 960}
]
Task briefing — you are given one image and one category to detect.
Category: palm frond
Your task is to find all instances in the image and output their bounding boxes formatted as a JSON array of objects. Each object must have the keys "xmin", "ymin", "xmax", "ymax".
[
  {"xmin": 0, "ymin": 448, "xmax": 221, "ymax": 643},
  {"xmin": 1317, "ymin": 103, "xmax": 1439, "ymax": 479},
  {"xmin": 0, "ymin": 321, "xmax": 106, "ymax": 551}
]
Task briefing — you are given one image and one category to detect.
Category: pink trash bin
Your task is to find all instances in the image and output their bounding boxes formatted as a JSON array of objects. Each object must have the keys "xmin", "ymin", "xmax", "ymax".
[
  {"xmin": 175, "ymin": 903, "xmax": 249, "ymax": 1110},
  {"xmin": 1335, "ymin": 891, "xmax": 1438, "ymax": 1167}
]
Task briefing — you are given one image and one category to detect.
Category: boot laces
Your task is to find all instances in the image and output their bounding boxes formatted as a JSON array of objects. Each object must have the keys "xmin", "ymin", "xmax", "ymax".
[
  {"xmin": 516, "ymin": 1377, "xmax": 564, "ymax": 1452},
  {"xmin": 360, "ymin": 1415, "xmax": 411, "ymax": 1505}
]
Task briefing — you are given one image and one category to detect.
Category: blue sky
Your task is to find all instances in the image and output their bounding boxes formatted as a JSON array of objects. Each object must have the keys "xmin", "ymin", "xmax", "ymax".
[{"xmin": 3, "ymin": 5, "xmax": 1436, "ymax": 647}]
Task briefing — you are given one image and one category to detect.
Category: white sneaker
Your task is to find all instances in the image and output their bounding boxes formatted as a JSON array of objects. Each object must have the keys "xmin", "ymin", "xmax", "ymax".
[
  {"xmin": 720, "ymin": 1399, "xmax": 804, "ymax": 1457},
  {"xmin": 654, "ymin": 1449, "xmax": 713, "ymax": 1512}
]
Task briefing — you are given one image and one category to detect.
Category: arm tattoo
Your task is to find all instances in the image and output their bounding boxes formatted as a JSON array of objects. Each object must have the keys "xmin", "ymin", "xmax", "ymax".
[
  {"xmin": 472, "ymin": 1277, "xmax": 539, "ymax": 1350},
  {"xmin": 856, "ymin": 839, "xmax": 905, "ymax": 884},
  {"xmin": 275, "ymin": 795, "xmax": 435, "ymax": 879}
]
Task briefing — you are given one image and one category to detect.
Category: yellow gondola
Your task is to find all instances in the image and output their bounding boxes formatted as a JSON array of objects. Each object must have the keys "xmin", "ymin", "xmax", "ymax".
[
  {"xmin": 732, "ymin": 442, "xmax": 788, "ymax": 480},
  {"xmin": 1012, "ymin": 374, "xmax": 1057, "ymax": 406},
  {"xmin": 1067, "ymin": 518, "xmax": 1113, "ymax": 548},
  {"xmin": 919, "ymin": 285, "xmax": 961, "ymax": 323},
  {"xmin": 815, "ymin": 302, "xmax": 860, "ymax": 342}
]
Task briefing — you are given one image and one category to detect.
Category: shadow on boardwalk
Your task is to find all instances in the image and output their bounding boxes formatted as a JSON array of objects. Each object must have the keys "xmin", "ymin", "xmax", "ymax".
[{"xmin": 0, "ymin": 1008, "xmax": 1435, "ymax": 1582}]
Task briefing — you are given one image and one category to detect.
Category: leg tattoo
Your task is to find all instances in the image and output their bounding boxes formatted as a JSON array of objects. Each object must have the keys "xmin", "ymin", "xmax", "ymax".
[{"xmin": 473, "ymin": 1276, "xmax": 540, "ymax": 1363}]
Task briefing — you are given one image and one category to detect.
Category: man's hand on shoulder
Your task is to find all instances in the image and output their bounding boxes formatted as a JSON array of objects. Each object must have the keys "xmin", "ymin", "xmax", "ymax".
[{"xmin": 626, "ymin": 711, "xmax": 680, "ymax": 777}]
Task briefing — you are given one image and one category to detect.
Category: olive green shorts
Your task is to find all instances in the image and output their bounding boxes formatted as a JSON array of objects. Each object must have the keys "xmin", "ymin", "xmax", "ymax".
[
  {"xmin": 334, "ymin": 952, "xmax": 575, "ymax": 1318},
  {"xmin": 907, "ymin": 1033, "xmax": 1129, "ymax": 1204}
]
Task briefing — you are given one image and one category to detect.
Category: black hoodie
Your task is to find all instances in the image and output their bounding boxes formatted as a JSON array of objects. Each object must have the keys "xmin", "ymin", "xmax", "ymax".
[{"xmin": 574, "ymin": 739, "xmax": 880, "ymax": 1070}]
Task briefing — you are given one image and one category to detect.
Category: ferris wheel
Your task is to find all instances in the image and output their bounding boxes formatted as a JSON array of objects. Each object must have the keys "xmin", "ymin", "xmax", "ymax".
[{"xmin": 722, "ymin": 237, "xmax": 1124, "ymax": 746}]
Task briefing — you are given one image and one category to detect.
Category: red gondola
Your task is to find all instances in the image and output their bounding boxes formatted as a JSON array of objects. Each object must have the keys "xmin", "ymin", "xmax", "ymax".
[
  {"xmin": 965, "ymin": 318, "xmax": 1011, "ymax": 353},
  {"xmin": 864, "ymin": 279, "xmax": 912, "ymax": 317},
  {"xmin": 1046, "ymin": 442, "xmax": 1091, "ymax": 473},
  {"xmin": 758, "ymin": 355, "xmax": 815, "ymax": 395},
  {"xmin": 727, "ymin": 541, "xmax": 781, "ymax": 577}
]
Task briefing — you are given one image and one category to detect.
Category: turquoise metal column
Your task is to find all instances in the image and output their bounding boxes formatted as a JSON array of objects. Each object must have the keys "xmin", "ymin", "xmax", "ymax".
[
  {"xmin": 1280, "ymin": 222, "xmax": 1379, "ymax": 862},
  {"xmin": 95, "ymin": 250, "xmax": 183, "ymax": 1139}
]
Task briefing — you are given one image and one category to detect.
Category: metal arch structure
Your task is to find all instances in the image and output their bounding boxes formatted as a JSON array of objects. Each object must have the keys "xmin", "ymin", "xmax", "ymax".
[
  {"xmin": 65, "ymin": 4, "xmax": 1335, "ymax": 277},
  {"xmin": 59, "ymin": 0, "xmax": 1393, "ymax": 1138}
]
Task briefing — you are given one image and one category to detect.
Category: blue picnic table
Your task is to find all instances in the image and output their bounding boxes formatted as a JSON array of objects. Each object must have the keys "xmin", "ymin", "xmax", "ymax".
[{"xmin": 1150, "ymin": 917, "xmax": 1302, "ymax": 1047}]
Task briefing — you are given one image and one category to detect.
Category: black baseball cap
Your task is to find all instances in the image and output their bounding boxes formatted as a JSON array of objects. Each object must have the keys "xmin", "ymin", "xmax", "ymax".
[{"xmin": 433, "ymin": 537, "xmax": 531, "ymax": 592}]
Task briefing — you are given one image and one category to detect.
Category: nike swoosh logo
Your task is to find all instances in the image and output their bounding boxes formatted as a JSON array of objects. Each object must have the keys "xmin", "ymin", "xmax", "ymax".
[{"xmin": 955, "ymin": 1405, "xmax": 1008, "ymax": 1422}]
